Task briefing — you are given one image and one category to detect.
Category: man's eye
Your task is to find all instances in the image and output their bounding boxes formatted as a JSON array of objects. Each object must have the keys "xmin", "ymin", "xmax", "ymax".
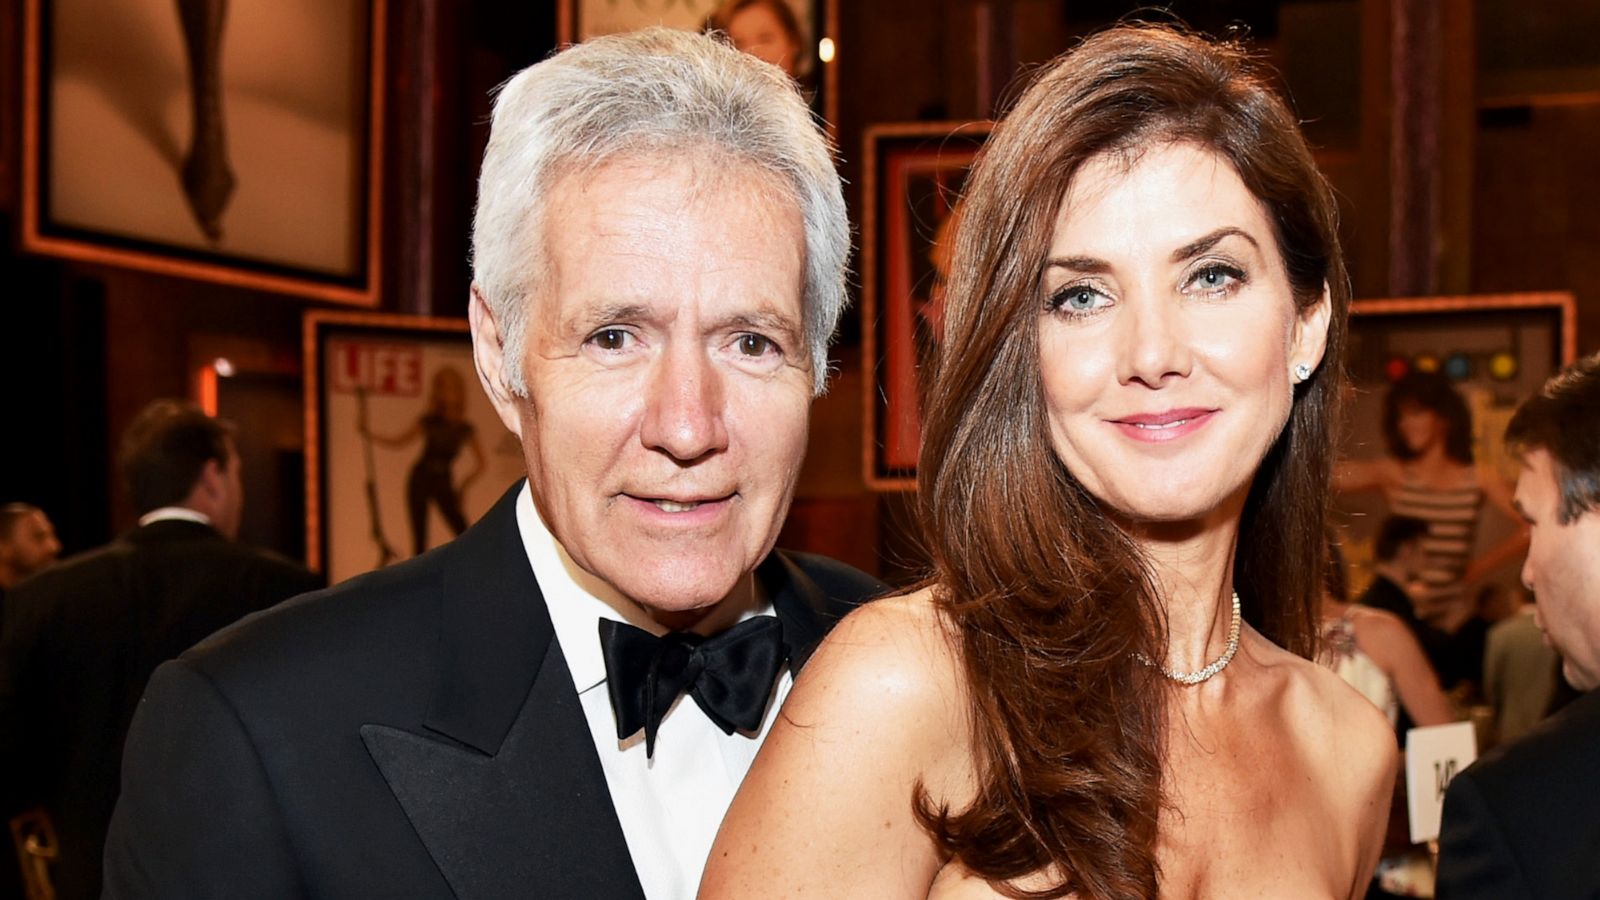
[
  {"xmin": 735, "ymin": 333, "xmax": 776, "ymax": 357},
  {"xmin": 589, "ymin": 328, "xmax": 631, "ymax": 351}
]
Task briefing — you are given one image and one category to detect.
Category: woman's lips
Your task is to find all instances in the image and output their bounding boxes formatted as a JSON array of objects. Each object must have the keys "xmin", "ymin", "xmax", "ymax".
[{"xmin": 1109, "ymin": 408, "xmax": 1217, "ymax": 443}]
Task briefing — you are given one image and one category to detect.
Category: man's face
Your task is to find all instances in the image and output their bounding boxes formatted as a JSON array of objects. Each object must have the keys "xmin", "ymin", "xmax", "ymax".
[
  {"xmin": 1, "ymin": 510, "xmax": 61, "ymax": 580},
  {"xmin": 478, "ymin": 156, "xmax": 813, "ymax": 621},
  {"xmin": 1391, "ymin": 538, "xmax": 1424, "ymax": 583},
  {"xmin": 1515, "ymin": 447, "xmax": 1600, "ymax": 690}
]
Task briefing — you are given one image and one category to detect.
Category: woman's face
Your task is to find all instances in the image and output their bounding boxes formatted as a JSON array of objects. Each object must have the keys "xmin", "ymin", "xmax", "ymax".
[
  {"xmin": 1038, "ymin": 142, "xmax": 1329, "ymax": 525},
  {"xmin": 727, "ymin": 3, "xmax": 800, "ymax": 78},
  {"xmin": 1396, "ymin": 399, "xmax": 1444, "ymax": 455}
]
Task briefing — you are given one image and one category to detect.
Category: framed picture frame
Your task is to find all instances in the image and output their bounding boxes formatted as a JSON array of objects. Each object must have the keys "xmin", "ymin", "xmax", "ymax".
[
  {"xmin": 304, "ymin": 311, "xmax": 525, "ymax": 583},
  {"xmin": 860, "ymin": 120, "xmax": 991, "ymax": 490},
  {"xmin": 21, "ymin": 0, "xmax": 386, "ymax": 306},
  {"xmin": 1334, "ymin": 291, "xmax": 1578, "ymax": 600},
  {"xmin": 556, "ymin": 0, "xmax": 837, "ymax": 136}
]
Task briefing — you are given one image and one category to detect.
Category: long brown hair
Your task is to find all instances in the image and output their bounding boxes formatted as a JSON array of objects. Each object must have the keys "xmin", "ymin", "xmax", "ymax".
[{"xmin": 913, "ymin": 24, "xmax": 1350, "ymax": 898}]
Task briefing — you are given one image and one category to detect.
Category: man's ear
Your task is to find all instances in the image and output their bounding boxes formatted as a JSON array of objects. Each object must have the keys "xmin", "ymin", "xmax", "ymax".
[
  {"xmin": 1290, "ymin": 281, "xmax": 1334, "ymax": 376},
  {"xmin": 185, "ymin": 458, "xmax": 225, "ymax": 515},
  {"xmin": 469, "ymin": 285, "xmax": 524, "ymax": 439}
]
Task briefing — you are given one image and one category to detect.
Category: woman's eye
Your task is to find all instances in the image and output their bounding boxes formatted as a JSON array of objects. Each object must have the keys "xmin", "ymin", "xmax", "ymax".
[
  {"xmin": 1049, "ymin": 285, "xmax": 1110, "ymax": 315},
  {"xmin": 588, "ymin": 328, "xmax": 632, "ymax": 351},
  {"xmin": 1187, "ymin": 264, "xmax": 1245, "ymax": 295},
  {"xmin": 735, "ymin": 333, "xmax": 776, "ymax": 357}
]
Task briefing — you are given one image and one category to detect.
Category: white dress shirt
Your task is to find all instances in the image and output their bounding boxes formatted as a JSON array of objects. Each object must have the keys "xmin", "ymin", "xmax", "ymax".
[
  {"xmin": 137, "ymin": 506, "xmax": 212, "ymax": 527},
  {"xmin": 514, "ymin": 485, "xmax": 793, "ymax": 900}
]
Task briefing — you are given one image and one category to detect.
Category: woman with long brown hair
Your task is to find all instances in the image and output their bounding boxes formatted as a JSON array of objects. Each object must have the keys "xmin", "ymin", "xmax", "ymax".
[{"xmin": 701, "ymin": 23, "xmax": 1395, "ymax": 899}]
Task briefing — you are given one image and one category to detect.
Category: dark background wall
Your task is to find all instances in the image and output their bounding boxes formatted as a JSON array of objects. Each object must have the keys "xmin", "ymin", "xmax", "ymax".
[{"xmin": 3, "ymin": 0, "xmax": 1597, "ymax": 578}]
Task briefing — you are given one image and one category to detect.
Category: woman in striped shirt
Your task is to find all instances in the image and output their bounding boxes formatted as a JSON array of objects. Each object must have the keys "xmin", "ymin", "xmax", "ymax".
[{"xmin": 1337, "ymin": 371, "xmax": 1525, "ymax": 636}]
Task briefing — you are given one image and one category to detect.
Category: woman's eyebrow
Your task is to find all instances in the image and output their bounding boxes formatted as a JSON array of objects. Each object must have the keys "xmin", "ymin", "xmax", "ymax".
[
  {"xmin": 1170, "ymin": 226, "xmax": 1259, "ymax": 263},
  {"xmin": 1042, "ymin": 255, "xmax": 1111, "ymax": 274}
]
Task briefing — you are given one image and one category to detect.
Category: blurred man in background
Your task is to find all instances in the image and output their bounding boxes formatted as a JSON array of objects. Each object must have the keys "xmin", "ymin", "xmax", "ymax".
[
  {"xmin": 0, "ymin": 400, "xmax": 318, "ymax": 900},
  {"xmin": 1437, "ymin": 353, "xmax": 1600, "ymax": 899}
]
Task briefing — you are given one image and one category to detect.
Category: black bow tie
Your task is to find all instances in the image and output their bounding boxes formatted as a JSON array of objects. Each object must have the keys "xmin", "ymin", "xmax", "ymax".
[{"xmin": 598, "ymin": 615, "xmax": 787, "ymax": 759}]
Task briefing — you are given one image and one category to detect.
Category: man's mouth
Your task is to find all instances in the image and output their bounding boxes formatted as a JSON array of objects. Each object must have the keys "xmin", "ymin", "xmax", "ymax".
[
  {"xmin": 625, "ymin": 493, "xmax": 734, "ymax": 514},
  {"xmin": 653, "ymin": 499, "xmax": 703, "ymax": 513}
]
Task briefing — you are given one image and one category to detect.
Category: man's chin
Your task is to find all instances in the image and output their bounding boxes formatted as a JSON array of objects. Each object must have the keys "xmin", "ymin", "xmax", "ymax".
[
  {"xmin": 1562, "ymin": 658, "xmax": 1597, "ymax": 693},
  {"xmin": 611, "ymin": 566, "xmax": 753, "ymax": 630}
]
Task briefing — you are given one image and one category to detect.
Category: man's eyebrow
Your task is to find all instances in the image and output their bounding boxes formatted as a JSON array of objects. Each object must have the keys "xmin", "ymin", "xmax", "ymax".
[
  {"xmin": 563, "ymin": 303, "xmax": 652, "ymax": 333},
  {"xmin": 1512, "ymin": 497, "xmax": 1533, "ymax": 524},
  {"xmin": 715, "ymin": 310, "xmax": 804, "ymax": 341},
  {"xmin": 1170, "ymin": 227, "xmax": 1260, "ymax": 263}
]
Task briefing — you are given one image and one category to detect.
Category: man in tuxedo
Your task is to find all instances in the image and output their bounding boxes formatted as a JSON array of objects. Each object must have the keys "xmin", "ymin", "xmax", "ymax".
[
  {"xmin": 0, "ymin": 400, "xmax": 318, "ymax": 900},
  {"xmin": 103, "ymin": 28, "xmax": 880, "ymax": 900},
  {"xmin": 1436, "ymin": 352, "xmax": 1600, "ymax": 899}
]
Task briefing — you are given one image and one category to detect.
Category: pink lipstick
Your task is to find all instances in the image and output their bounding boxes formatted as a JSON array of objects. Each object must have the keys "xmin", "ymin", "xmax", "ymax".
[{"xmin": 1110, "ymin": 407, "xmax": 1216, "ymax": 443}]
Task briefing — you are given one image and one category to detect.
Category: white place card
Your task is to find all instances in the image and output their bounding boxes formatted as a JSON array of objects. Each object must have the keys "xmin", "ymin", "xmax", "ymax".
[{"xmin": 1404, "ymin": 720, "xmax": 1479, "ymax": 844}]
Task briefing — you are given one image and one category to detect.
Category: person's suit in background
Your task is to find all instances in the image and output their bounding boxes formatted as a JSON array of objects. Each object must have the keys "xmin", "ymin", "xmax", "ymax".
[
  {"xmin": 0, "ymin": 518, "xmax": 318, "ymax": 900},
  {"xmin": 102, "ymin": 486, "xmax": 883, "ymax": 899},
  {"xmin": 1436, "ymin": 687, "xmax": 1600, "ymax": 899},
  {"xmin": 1483, "ymin": 608, "xmax": 1560, "ymax": 745}
]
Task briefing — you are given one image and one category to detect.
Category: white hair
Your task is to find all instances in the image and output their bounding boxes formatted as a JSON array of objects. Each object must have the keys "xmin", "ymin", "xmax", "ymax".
[{"xmin": 472, "ymin": 27, "xmax": 849, "ymax": 394}]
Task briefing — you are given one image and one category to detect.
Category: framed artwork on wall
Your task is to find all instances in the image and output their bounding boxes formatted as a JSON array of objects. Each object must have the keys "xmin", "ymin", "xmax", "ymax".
[
  {"xmin": 860, "ymin": 121, "xmax": 991, "ymax": 490},
  {"xmin": 1334, "ymin": 291, "xmax": 1578, "ymax": 602},
  {"xmin": 557, "ymin": 0, "xmax": 837, "ymax": 135},
  {"xmin": 304, "ymin": 311, "xmax": 525, "ymax": 584},
  {"xmin": 21, "ymin": 0, "xmax": 386, "ymax": 305}
]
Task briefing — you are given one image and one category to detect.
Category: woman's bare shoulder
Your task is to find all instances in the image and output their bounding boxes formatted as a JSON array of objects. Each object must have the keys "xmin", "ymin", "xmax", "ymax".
[
  {"xmin": 1245, "ymin": 630, "xmax": 1397, "ymax": 784},
  {"xmin": 703, "ymin": 588, "xmax": 974, "ymax": 896},
  {"xmin": 783, "ymin": 586, "xmax": 969, "ymax": 739},
  {"xmin": 1344, "ymin": 605, "xmax": 1415, "ymax": 654}
]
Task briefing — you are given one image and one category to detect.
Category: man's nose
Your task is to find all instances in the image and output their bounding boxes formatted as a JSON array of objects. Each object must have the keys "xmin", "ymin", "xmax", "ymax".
[{"xmin": 639, "ymin": 344, "xmax": 729, "ymax": 462}]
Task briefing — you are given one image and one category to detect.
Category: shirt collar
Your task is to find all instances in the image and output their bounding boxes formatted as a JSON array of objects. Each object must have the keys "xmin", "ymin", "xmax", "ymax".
[
  {"xmin": 138, "ymin": 506, "xmax": 212, "ymax": 528},
  {"xmin": 512, "ymin": 483, "xmax": 771, "ymax": 697}
]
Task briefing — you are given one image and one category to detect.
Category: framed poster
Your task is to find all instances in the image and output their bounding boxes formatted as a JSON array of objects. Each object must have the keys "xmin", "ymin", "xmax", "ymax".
[
  {"xmin": 557, "ymin": 0, "xmax": 837, "ymax": 135},
  {"xmin": 304, "ymin": 311, "xmax": 526, "ymax": 583},
  {"xmin": 860, "ymin": 121, "xmax": 991, "ymax": 490},
  {"xmin": 1334, "ymin": 292, "xmax": 1578, "ymax": 598},
  {"xmin": 21, "ymin": 0, "xmax": 386, "ymax": 305}
]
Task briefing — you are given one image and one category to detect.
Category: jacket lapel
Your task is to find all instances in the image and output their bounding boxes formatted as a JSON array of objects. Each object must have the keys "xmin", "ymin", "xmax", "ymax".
[
  {"xmin": 360, "ymin": 485, "xmax": 642, "ymax": 899},
  {"xmin": 760, "ymin": 550, "xmax": 874, "ymax": 673}
]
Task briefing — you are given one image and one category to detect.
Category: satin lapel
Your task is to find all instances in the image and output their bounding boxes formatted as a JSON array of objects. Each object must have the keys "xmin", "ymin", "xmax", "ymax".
[
  {"xmin": 361, "ymin": 641, "xmax": 643, "ymax": 899},
  {"xmin": 361, "ymin": 484, "xmax": 642, "ymax": 899},
  {"xmin": 761, "ymin": 551, "xmax": 847, "ymax": 673}
]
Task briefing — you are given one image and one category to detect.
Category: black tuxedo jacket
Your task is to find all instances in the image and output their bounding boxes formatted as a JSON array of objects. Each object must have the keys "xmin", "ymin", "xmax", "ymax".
[
  {"xmin": 103, "ymin": 486, "xmax": 883, "ymax": 899},
  {"xmin": 1436, "ymin": 687, "xmax": 1600, "ymax": 899},
  {"xmin": 0, "ymin": 519, "xmax": 318, "ymax": 900}
]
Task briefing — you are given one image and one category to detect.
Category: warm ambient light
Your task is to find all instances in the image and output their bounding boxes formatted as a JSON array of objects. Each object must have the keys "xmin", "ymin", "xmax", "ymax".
[
  {"xmin": 818, "ymin": 37, "xmax": 835, "ymax": 64},
  {"xmin": 213, "ymin": 357, "xmax": 236, "ymax": 377}
]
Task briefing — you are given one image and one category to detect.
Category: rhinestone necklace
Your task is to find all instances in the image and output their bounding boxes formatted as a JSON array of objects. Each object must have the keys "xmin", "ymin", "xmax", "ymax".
[{"xmin": 1134, "ymin": 590, "xmax": 1242, "ymax": 686}]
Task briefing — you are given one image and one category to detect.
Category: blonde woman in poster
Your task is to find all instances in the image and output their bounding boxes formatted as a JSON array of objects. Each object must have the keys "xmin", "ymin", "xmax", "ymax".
[{"xmin": 361, "ymin": 365, "xmax": 486, "ymax": 556}]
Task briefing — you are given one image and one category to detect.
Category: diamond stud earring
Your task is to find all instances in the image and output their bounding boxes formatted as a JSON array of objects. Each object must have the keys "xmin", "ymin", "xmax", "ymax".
[{"xmin": 1293, "ymin": 363, "xmax": 1313, "ymax": 383}]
